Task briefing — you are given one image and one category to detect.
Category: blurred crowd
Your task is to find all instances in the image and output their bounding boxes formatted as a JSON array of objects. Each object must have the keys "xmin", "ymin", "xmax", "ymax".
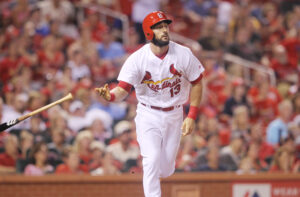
[{"xmin": 0, "ymin": 0, "xmax": 299, "ymax": 176}]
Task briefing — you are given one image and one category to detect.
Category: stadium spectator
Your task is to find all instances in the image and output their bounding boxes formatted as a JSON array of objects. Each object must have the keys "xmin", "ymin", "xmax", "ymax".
[
  {"xmin": 19, "ymin": 130, "xmax": 34, "ymax": 159},
  {"xmin": 0, "ymin": 134, "xmax": 19, "ymax": 174},
  {"xmin": 29, "ymin": 115, "xmax": 48, "ymax": 143},
  {"xmin": 47, "ymin": 128, "xmax": 67, "ymax": 168},
  {"xmin": 11, "ymin": 0, "xmax": 31, "ymax": 28},
  {"xmin": 16, "ymin": 130, "xmax": 34, "ymax": 173},
  {"xmin": 73, "ymin": 130, "xmax": 94, "ymax": 165},
  {"xmin": 0, "ymin": 40, "xmax": 31, "ymax": 85},
  {"xmin": 193, "ymin": 132, "xmax": 220, "ymax": 169},
  {"xmin": 97, "ymin": 28, "xmax": 126, "ymax": 68},
  {"xmin": 86, "ymin": 106, "xmax": 113, "ymax": 130},
  {"xmin": 238, "ymin": 143, "xmax": 263, "ymax": 174},
  {"xmin": 83, "ymin": 9, "xmax": 108, "ymax": 43},
  {"xmin": 24, "ymin": 142, "xmax": 54, "ymax": 175},
  {"xmin": 37, "ymin": 35, "xmax": 65, "ymax": 80},
  {"xmin": 67, "ymin": 49, "xmax": 91, "ymax": 82},
  {"xmin": 68, "ymin": 27, "xmax": 98, "ymax": 63},
  {"xmin": 89, "ymin": 141, "xmax": 106, "ymax": 172},
  {"xmin": 85, "ymin": 113, "xmax": 112, "ymax": 143},
  {"xmin": 222, "ymin": 78, "xmax": 249, "ymax": 119},
  {"xmin": 67, "ymin": 100, "xmax": 89, "ymax": 133},
  {"xmin": 249, "ymin": 123, "xmax": 274, "ymax": 168},
  {"xmin": 247, "ymin": 71, "xmax": 282, "ymax": 123},
  {"xmin": 266, "ymin": 99, "xmax": 293, "ymax": 146},
  {"xmin": 107, "ymin": 121, "xmax": 139, "ymax": 170},
  {"xmin": 269, "ymin": 135, "xmax": 299, "ymax": 173},
  {"xmin": 219, "ymin": 132, "xmax": 246, "ymax": 171},
  {"xmin": 1, "ymin": 93, "xmax": 30, "ymax": 131},
  {"xmin": 55, "ymin": 146, "xmax": 89, "ymax": 174},
  {"xmin": 193, "ymin": 146, "xmax": 226, "ymax": 172},
  {"xmin": 269, "ymin": 44, "xmax": 298, "ymax": 80},
  {"xmin": 227, "ymin": 27, "xmax": 261, "ymax": 62},
  {"xmin": 38, "ymin": 0, "xmax": 74, "ymax": 24},
  {"xmin": 231, "ymin": 105, "xmax": 251, "ymax": 142},
  {"xmin": 96, "ymin": 152, "xmax": 120, "ymax": 175}
]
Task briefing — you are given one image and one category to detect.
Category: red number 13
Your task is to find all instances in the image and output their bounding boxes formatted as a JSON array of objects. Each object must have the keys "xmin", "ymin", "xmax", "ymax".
[{"xmin": 170, "ymin": 84, "xmax": 181, "ymax": 97}]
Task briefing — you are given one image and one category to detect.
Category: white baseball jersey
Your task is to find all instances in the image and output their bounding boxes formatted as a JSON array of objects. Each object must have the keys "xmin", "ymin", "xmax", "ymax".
[{"xmin": 118, "ymin": 41, "xmax": 205, "ymax": 107}]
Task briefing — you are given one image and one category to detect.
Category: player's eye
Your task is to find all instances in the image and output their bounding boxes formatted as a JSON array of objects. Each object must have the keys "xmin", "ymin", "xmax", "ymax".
[{"xmin": 152, "ymin": 22, "xmax": 168, "ymax": 30}]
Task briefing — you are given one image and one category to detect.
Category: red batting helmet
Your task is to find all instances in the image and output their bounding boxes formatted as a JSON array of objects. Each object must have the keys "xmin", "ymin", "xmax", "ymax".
[{"xmin": 142, "ymin": 11, "xmax": 172, "ymax": 41}]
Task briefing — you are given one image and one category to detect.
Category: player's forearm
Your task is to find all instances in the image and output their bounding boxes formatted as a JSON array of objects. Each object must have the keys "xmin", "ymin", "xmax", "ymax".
[
  {"xmin": 186, "ymin": 80, "xmax": 203, "ymax": 121},
  {"xmin": 110, "ymin": 86, "xmax": 129, "ymax": 102},
  {"xmin": 189, "ymin": 80, "xmax": 203, "ymax": 107}
]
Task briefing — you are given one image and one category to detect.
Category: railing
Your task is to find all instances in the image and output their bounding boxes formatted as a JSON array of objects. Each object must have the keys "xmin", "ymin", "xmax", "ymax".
[
  {"xmin": 223, "ymin": 53, "xmax": 277, "ymax": 86},
  {"xmin": 170, "ymin": 32, "xmax": 202, "ymax": 52}
]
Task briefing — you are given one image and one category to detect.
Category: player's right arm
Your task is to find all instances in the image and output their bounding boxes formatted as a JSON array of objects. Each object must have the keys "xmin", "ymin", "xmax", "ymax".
[{"xmin": 95, "ymin": 83, "xmax": 129, "ymax": 102}]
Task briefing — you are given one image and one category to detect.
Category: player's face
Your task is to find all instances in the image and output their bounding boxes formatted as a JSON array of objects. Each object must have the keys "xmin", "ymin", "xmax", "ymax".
[{"xmin": 151, "ymin": 22, "xmax": 170, "ymax": 47}]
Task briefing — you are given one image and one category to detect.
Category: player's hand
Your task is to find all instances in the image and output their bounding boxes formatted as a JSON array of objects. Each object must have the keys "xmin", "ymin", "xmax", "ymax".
[
  {"xmin": 94, "ymin": 84, "xmax": 111, "ymax": 101},
  {"xmin": 181, "ymin": 117, "xmax": 195, "ymax": 136}
]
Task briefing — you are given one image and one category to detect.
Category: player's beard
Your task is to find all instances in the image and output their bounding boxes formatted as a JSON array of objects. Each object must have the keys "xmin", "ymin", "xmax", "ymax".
[{"xmin": 152, "ymin": 34, "xmax": 169, "ymax": 47}]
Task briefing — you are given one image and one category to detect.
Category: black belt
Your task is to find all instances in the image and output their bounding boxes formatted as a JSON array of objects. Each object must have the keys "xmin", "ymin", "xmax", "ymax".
[{"xmin": 141, "ymin": 103, "xmax": 180, "ymax": 112}]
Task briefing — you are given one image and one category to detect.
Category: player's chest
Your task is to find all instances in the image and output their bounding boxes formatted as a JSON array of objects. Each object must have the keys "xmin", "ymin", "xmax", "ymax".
[
  {"xmin": 139, "ymin": 60, "xmax": 184, "ymax": 94},
  {"xmin": 140, "ymin": 59, "xmax": 183, "ymax": 80}
]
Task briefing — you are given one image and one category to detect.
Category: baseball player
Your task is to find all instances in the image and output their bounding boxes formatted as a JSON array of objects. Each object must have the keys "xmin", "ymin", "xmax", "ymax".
[{"xmin": 95, "ymin": 11, "xmax": 205, "ymax": 197}]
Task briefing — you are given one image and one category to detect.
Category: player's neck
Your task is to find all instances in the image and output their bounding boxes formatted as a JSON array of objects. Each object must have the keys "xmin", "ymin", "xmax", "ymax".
[{"xmin": 150, "ymin": 43, "xmax": 169, "ymax": 57}]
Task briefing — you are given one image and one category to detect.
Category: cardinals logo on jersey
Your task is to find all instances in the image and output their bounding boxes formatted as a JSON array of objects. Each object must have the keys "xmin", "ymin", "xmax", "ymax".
[
  {"xmin": 169, "ymin": 64, "xmax": 182, "ymax": 77},
  {"xmin": 141, "ymin": 71, "xmax": 153, "ymax": 84},
  {"xmin": 141, "ymin": 64, "xmax": 182, "ymax": 94}
]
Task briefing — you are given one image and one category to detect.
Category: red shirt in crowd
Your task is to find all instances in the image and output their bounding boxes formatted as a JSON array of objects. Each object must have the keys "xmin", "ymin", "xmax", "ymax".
[
  {"xmin": 258, "ymin": 142, "xmax": 275, "ymax": 163},
  {"xmin": 0, "ymin": 153, "xmax": 16, "ymax": 167},
  {"xmin": 281, "ymin": 38, "xmax": 300, "ymax": 69},
  {"xmin": 83, "ymin": 20, "xmax": 108, "ymax": 43},
  {"xmin": 0, "ymin": 56, "xmax": 30, "ymax": 84},
  {"xmin": 79, "ymin": 154, "xmax": 93, "ymax": 166},
  {"xmin": 37, "ymin": 50, "xmax": 64, "ymax": 70},
  {"xmin": 270, "ymin": 59, "xmax": 296, "ymax": 79},
  {"xmin": 248, "ymin": 86, "xmax": 282, "ymax": 121}
]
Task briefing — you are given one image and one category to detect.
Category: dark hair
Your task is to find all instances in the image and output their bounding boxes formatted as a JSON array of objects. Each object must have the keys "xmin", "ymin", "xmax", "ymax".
[{"xmin": 28, "ymin": 142, "xmax": 47, "ymax": 164}]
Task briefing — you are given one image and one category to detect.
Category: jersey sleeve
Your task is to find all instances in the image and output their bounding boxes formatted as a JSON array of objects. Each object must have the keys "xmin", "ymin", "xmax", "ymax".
[
  {"xmin": 117, "ymin": 54, "xmax": 141, "ymax": 86},
  {"xmin": 184, "ymin": 49, "xmax": 205, "ymax": 82}
]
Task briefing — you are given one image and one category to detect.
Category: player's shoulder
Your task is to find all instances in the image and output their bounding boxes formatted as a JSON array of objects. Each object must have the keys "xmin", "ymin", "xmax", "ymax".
[
  {"xmin": 128, "ymin": 43, "xmax": 150, "ymax": 58},
  {"xmin": 170, "ymin": 41, "xmax": 192, "ymax": 54}
]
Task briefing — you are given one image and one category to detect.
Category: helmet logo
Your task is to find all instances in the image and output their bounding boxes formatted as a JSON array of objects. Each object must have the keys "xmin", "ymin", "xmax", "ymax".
[{"xmin": 157, "ymin": 13, "xmax": 163, "ymax": 18}]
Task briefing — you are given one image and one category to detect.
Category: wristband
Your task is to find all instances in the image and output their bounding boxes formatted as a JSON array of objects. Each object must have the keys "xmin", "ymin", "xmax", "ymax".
[
  {"xmin": 187, "ymin": 106, "xmax": 198, "ymax": 120},
  {"xmin": 109, "ymin": 92, "xmax": 115, "ymax": 102}
]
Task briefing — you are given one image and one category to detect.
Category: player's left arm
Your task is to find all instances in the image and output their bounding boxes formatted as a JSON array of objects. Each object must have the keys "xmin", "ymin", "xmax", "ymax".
[{"xmin": 181, "ymin": 77, "xmax": 203, "ymax": 136}]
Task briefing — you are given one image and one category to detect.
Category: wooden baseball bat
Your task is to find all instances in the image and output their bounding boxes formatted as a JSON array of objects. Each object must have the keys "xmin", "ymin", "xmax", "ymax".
[{"xmin": 0, "ymin": 93, "xmax": 73, "ymax": 132}]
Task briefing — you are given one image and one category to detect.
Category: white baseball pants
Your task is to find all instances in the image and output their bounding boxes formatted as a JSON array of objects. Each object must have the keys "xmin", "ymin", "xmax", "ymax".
[{"xmin": 135, "ymin": 103, "xmax": 183, "ymax": 197}]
